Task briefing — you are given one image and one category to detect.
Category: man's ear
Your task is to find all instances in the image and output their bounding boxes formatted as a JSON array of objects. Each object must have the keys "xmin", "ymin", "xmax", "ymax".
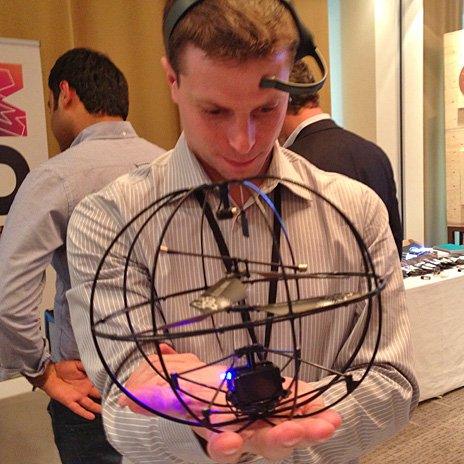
[
  {"xmin": 58, "ymin": 80, "xmax": 76, "ymax": 108},
  {"xmin": 161, "ymin": 56, "xmax": 179, "ymax": 103}
]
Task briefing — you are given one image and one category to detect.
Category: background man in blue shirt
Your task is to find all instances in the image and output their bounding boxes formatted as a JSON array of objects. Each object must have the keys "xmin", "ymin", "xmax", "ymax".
[{"xmin": 0, "ymin": 47, "xmax": 164, "ymax": 463}]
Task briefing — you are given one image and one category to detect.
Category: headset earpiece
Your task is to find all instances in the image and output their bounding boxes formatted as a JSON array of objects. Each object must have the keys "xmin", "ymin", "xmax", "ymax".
[{"xmin": 163, "ymin": 0, "xmax": 327, "ymax": 96}]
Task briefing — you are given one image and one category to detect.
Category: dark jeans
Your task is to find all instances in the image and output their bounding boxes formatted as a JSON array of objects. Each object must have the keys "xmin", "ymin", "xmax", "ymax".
[{"xmin": 47, "ymin": 399, "xmax": 122, "ymax": 464}]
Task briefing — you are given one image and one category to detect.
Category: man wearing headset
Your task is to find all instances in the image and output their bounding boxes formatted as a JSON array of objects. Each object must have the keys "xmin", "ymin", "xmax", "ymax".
[{"xmin": 67, "ymin": 1, "xmax": 418, "ymax": 463}]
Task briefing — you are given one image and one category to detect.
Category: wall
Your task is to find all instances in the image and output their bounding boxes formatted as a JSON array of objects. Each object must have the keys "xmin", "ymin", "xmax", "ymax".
[
  {"xmin": 328, "ymin": 0, "xmax": 405, "ymax": 222},
  {"xmin": 0, "ymin": 0, "xmax": 180, "ymax": 155},
  {"xmin": 424, "ymin": 0, "xmax": 463, "ymax": 245},
  {"xmin": 294, "ymin": 0, "xmax": 331, "ymax": 112},
  {"xmin": 328, "ymin": 0, "xmax": 377, "ymax": 142}
]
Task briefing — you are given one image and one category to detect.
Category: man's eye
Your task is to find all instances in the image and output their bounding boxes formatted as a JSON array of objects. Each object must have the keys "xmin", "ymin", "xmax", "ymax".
[
  {"xmin": 204, "ymin": 108, "xmax": 223, "ymax": 116},
  {"xmin": 259, "ymin": 106, "xmax": 277, "ymax": 113}
]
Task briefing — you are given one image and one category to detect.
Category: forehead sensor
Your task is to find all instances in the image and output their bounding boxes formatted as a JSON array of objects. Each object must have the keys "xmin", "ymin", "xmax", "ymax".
[{"xmin": 164, "ymin": 0, "xmax": 327, "ymax": 96}]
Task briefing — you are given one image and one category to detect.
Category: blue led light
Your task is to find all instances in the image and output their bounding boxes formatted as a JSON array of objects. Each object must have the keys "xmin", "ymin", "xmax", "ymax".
[{"xmin": 220, "ymin": 370, "xmax": 235, "ymax": 381}]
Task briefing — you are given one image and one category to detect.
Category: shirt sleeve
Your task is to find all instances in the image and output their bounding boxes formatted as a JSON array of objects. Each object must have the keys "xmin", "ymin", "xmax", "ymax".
[
  {"xmin": 0, "ymin": 166, "xmax": 69, "ymax": 379},
  {"xmin": 67, "ymin": 184, "xmax": 216, "ymax": 464},
  {"xmin": 297, "ymin": 188, "xmax": 419, "ymax": 463}
]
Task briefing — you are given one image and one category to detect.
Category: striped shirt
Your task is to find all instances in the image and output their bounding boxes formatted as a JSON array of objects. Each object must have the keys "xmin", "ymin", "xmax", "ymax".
[{"xmin": 67, "ymin": 133, "xmax": 418, "ymax": 464}]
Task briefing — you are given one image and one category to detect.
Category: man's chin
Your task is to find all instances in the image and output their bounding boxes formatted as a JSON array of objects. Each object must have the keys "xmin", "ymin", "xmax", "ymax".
[
  {"xmin": 200, "ymin": 154, "xmax": 271, "ymax": 183},
  {"xmin": 221, "ymin": 158, "xmax": 271, "ymax": 181}
]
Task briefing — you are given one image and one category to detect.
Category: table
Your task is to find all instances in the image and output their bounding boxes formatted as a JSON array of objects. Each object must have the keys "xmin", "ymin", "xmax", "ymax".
[{"xmin": 404, "ymin": 267, "xmax": 464, "ymax": 401}]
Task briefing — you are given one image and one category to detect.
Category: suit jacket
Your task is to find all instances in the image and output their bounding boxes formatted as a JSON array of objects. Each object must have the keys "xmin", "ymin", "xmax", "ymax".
[{"xmin": 288, "ymin": 119, "xmax": 403, "ymax": 257}]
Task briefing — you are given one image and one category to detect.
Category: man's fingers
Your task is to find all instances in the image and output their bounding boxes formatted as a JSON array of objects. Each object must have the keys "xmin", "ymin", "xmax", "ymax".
[
  {"xmin": 312, "ymin": 409, "xmax": 342, "ymax": 428},
  {"xmin": 118, "ymin": 397, "xmax": 149, "ymax": 415},
  {"xmin": 66, "ymin": 401, "xmax": 96, "ymax": 420},
  {"xmin": 75, "ymin": 360, "xmax": 86, "ymax": 372},
  {"xmin": 89, "ymin": 386, "xmax": 102, "ymax": 399},
  {"xmin": 243, "ymin": 416, "xmax": 339, "ymax": 461},
  {"xmin": 267, "ymin": 421, "xmax": 304, "ymax": 447},
  {"xmin": 159, "ymin": 343, "xmax": 177, "ymax": 355},
  {"xmin": 79, "ymin": 396, "xmax": 103, "ymax": 414},
  {"xmin": 299, "ymin": 417, "xmax": 337, "ymax": 443},
  {"xmin": 207, "ymin": 431, "xmax": 244, "ymax": 464},
  {"xmin": 246, "ymin": 421, "xmax": 304, "ymax": 461}
]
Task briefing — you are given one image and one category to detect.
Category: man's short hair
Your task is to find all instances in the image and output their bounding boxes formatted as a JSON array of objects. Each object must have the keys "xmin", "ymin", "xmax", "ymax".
[
  {"xmin": 287, "ymin": 59, "xmax": 320, "ymax": 115},
  {"xmin": 48, "ymin": 48, "xmax": 129, "ymax": 120},
  {"xmin": 163, "ymin": 0, "xmax": 299, "ymax": 75}
]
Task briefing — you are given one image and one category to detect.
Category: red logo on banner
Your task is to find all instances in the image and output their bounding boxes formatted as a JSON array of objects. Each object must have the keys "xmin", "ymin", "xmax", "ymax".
[{"xmin": 0, "ymin": 63, "xmax": 27, "ymax": 136}]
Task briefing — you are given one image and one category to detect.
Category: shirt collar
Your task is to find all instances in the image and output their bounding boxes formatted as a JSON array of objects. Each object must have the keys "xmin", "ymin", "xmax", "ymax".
[
  {"xmin": 283, "ymin": 112, "xmax": 331, "ymax": 148},
  {"xmin": 70, "ymin": 121, "xmax": 137, "ymax": 148},
  {"xmin": 166, "ymin": 133, "xmax": 311, "ymax": 202},
  {"xmin": 265, "ymin": 142, "xmax": 312, "ymax": 201},
  {"xmin": 165, "ymin": 133, "xmax": 213, "ymax": 193}
]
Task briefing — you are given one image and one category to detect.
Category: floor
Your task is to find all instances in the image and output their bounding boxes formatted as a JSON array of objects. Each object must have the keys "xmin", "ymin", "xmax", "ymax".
[
  {"xmin": 360, "ymin": 386, "xmax": 464, "ymax": 464},
  {"xmin": 0, "ymin": 389, "xmax": 61, "ymax": 464}
]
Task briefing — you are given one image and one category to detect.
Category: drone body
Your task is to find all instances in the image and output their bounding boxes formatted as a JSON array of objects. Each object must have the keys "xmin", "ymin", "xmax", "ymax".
[
  {"xmin": 90, "ymin": 177, "xmax": 383, "ymax": 431},
  {"xmin": 224, "ymin": 359, "xmax": 288, "ymax": 417}
]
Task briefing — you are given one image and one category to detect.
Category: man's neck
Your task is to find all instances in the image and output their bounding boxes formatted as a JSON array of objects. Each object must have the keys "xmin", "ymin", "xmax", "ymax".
[
  {"xmin": 280, "ymin": 106, "xmax": 323, "ymax": 142},
  {"xmin": 74, "ymin": 114, "xmax": 123, "ymax": 136},
  {"xmin": 195, "ymin": 151, "xmax": 273, "ymax": 208},
  {"xmin": 61, "ymin": 115, "xmax": 124, "ymax": 152}
]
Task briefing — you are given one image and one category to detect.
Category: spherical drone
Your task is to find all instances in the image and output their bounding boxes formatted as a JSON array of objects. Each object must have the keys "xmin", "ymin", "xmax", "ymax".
[{"xmin": 90, "ymin": 176, "xmax": 385, "ymax": 432}]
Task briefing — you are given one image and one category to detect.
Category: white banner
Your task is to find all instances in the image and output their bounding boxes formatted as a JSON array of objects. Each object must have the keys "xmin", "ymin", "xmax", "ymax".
[{"xmin": 0, "ymin": 37, "xmax": 48, "ymax": 229}]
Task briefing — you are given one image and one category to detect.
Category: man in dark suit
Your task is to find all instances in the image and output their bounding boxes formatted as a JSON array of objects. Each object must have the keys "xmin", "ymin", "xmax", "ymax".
[{"xmin": 280, "ymin": 60, "xmax": 403, "ymax": 257}]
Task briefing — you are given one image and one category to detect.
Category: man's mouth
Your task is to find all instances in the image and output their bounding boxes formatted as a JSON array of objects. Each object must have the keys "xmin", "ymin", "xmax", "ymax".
[{"xmin": 224, "ymin": 154, "xmax": 260, "ymax": 168}]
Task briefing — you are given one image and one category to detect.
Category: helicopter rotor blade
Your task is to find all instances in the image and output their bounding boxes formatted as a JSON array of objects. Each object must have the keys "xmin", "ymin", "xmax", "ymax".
[
  {"xmin": 252, "ymin": 270, "xmax": 368, "ymax": 280},
  {"xmin": 190, "ymin": 276, "xmax": 247, "ymax": 313},
  {"xmin": 256, "ymin": 291, "xmax": 362, "ymax": 316},
  {"xmin": 157, "ymin": 276, "xmax": 247, "ymax": 331}
]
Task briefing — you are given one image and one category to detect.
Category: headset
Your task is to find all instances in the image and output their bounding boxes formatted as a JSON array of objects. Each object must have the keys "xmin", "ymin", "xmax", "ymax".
[{"xmin": 163, "ymin": 0, "xmax": 327, "ymax": 95}]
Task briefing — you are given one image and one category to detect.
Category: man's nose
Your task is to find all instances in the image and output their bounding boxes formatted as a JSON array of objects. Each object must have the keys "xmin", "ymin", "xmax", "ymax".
[{"xmin": 228, "ymin": 116, "xmax": 256, "ymax": 154}]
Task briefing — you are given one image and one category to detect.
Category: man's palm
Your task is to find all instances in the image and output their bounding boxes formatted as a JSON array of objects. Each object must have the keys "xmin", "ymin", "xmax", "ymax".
[{"xmin": 42, "ymin": 361, "xmax": 101, "ymax": 420}]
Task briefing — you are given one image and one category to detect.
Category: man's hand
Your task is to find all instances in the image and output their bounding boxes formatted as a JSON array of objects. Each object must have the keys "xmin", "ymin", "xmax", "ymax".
[
  {"xmin": 196, "ymin": 376, "xmax": 341, "ymax": 463},
  {"xmin": 26, "ymin": 360, "xmax": 101, "ymax": 420},
  {"xmin": 119, "ymin": 349, "xmax": 342, "ymax": 463},
  {"xmin": 201, "ymin": 403, "xmax": 341, "ymax": 463},
  {"xmin": 118, "ymin": 344, "xmax": 210, "ymax": 417}
]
